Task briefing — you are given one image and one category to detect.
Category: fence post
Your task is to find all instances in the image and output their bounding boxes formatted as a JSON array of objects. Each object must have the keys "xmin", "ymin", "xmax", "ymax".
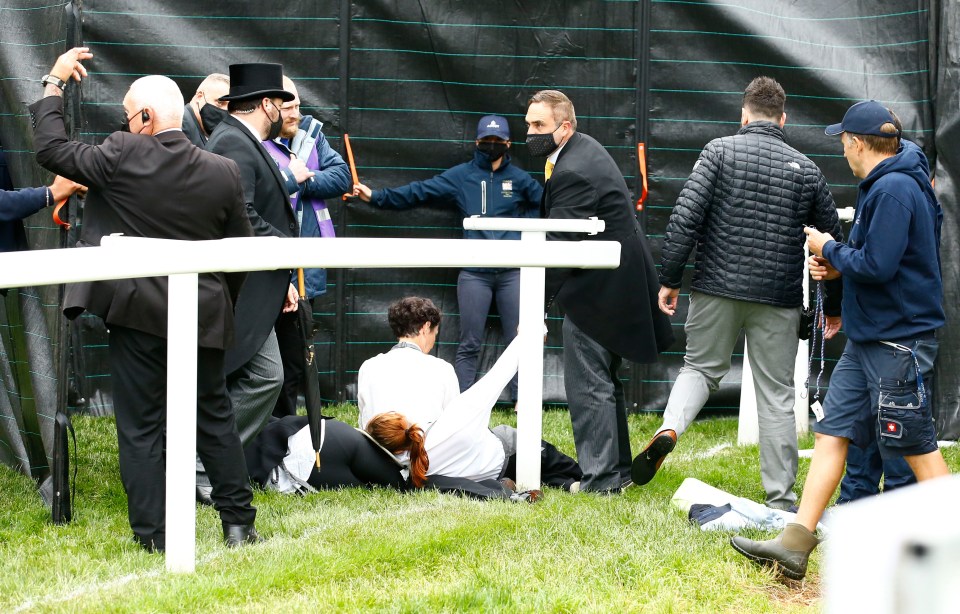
[
  {"xmin": 516, "ymin": 230, "xmax": 546, "ymax": 490},
  {"xmin": 165, "ymin": 273, "xmax": 198, "ymax": 573}
]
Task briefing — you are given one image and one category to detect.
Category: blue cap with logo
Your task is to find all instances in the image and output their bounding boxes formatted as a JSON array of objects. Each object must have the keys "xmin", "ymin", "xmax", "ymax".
[
  {"xmin": 825, "ymin": 100, "xmax": 899, "ymax": 137},
  {"xmin": 476, "ymin": 115, "xmax": 510, "ymax": 140}
]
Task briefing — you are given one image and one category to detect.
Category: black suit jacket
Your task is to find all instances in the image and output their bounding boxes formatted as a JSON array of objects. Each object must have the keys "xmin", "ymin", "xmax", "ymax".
[
  {"xmin": 181, "ymin": 104, "xmax": 206, "ymax": 148},
  {"xmin": 542, "ymin": 132, "xmax": 673, "ymax": 363},
  {"xmin": 206, "ymin": 115, "xmax": 298, "ymax": 372},
  {"xmin": 29, "ymin": 96, "xmax": 253, "ymax": 350}
]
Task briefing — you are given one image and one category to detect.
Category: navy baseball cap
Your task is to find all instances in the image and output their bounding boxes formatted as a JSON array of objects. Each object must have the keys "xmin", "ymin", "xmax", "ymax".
[
  {"xmin": 476, "ymin": 115, "xmax": 510, "ymax": 140},
  {"xmin": 825, "ymin": 100, "xmax": 899, "ymax": 137}
]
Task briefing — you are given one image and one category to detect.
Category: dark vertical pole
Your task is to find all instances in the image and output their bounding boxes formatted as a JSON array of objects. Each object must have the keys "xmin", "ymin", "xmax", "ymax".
[
  {"xmin": 58, "ymin": 1, "xmax": 83, "ymax": 415},
  {"xmin": 334, "ymin": 0, "xmax": 351, "ymax": 403},
  {"xmin": 635, "ymin": 0, "xmax": 651, "ymax": 232},
  {"xmin": 631, "ymin": 1, "xmax": 653, "ymax": 411}
]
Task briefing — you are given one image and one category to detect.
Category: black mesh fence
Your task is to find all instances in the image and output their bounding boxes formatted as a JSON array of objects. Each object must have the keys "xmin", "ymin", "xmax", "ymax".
[{"xmin": 1, "ymin": 0, "xmax": 957, "ymax": 478}]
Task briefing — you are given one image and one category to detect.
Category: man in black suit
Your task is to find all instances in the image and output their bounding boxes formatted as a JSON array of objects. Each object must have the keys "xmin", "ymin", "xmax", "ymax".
[
  {"xmin": 181, "ymin": 73, "xmax": 229, "ymax": 147},
  {"xmin": 205, "ymin": 64, "xmax": 300, "ymax": 492},
  {"xmin": 524, "ymin": 90, "xmax": 673, "ymax": 493},
  {"xmin": 30, "ymin": 47, "xmax": 261, "ymax": 551}
]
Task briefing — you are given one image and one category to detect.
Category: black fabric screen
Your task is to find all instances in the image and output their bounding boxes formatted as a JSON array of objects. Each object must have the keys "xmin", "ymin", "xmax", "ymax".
[{"xmin": 1, "ymin": 0, "xmax": 956, "ymax": 478}]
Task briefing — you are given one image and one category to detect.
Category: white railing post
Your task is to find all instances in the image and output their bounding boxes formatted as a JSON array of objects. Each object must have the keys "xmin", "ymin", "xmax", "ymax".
[
  {"xmin": 516, "ymin": 230, "xmax": 546, "ymax": 490},
  {"xmin": 165, "ymin": 273, "xmax": 198, "ymax": 573}
]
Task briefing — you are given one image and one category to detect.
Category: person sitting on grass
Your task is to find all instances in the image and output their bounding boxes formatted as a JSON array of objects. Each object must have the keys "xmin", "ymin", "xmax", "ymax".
[{"xmin": 364, "ymin": 307, "xmax": 582, "ymax": 492}]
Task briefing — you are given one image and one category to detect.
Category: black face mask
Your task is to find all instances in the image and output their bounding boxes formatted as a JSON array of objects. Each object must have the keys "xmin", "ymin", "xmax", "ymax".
[
  {"xmin": 120, "ymin": 109, "xmax": 143, "ymax": 133},
  {"xmin": 526, "ymin": 124, "xmax": 563, "ymax": 157},
  {"xmin": 476, "ymin": 141, "xmax": 508, "ymax": 161},
  {"xmin": 199, "ymin": 103, "xmax": 228, "ymax": 135},
  {"xmin": 265, "ymin": 102, "xmax": 283, "ymax": 141}
]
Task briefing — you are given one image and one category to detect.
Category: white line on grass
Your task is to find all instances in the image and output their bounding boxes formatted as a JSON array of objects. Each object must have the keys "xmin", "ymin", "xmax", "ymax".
[
  {"xmin": 683, "ymin": 443, "xmax": 732, "ymax": 460},
  {"xmin": 13, "ymin": 500, "xmax": 455, "ymax": 612}
]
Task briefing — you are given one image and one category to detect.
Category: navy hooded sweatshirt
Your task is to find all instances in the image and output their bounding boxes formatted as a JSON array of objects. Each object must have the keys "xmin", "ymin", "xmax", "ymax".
[{"xmin": 822, "ymin": 140, "xmax": 943, "ymax": 342}]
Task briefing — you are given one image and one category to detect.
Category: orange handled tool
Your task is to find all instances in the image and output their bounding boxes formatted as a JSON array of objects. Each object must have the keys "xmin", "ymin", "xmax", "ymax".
[
  {"xmin": 341, "ymin": 133, "xmax": 360, "ymax": 201},
  {"xmin": 53, "ymin": 199, "xmax": 70, "ymax": 229},
  {"xmin": 636, "ymin": 142, "xmax": 648, "ymax": 212}
]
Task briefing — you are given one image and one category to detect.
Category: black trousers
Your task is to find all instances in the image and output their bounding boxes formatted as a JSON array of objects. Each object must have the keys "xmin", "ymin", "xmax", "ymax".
[
  {"xmin": 272, "ymin": 309, "xmax": 304, "ymax": 418},
  {"xmin": 562, "ymin": 316, "xmax": 632, "ymax": 492},
  {"xmin": 109, "ymin": 325, "xmax": 256, "ymax": 543}
]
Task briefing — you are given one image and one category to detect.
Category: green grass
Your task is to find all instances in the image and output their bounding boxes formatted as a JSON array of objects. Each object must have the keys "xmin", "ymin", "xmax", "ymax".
[{"xmin": 2, "ymin": 407, "xmax": 958, "ymax": 613}]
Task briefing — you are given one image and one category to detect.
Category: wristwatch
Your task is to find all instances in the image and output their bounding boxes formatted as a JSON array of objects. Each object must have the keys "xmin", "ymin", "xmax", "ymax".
[{"xmin": 41, "ymin": 74, "xmax": 67, "ymax": 90}]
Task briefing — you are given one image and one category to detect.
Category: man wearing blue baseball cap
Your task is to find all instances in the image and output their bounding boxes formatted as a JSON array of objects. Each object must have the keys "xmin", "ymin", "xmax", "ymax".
[
  {"xmin": 731, "ymin": 100, "xmax": 949, "ymax": 580},
  {"xmin": 354, "ymin": 115, "xmax": 542, "ymax": 403}
]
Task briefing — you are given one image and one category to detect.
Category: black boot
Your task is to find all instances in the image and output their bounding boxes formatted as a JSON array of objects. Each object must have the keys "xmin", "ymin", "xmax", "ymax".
[
  {"xmin": 133, "ymin": 532, "xmax": 165, "ymax": 553},
  {"xmin": 223, "ymin": 522, "xmax": 264, "ymax": 548}
]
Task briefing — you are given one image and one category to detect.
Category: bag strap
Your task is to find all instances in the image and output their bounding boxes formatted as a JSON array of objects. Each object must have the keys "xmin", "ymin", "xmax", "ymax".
[{"xmin": 279, "ymin": 458, "xmax": 318, "ymax": 495}]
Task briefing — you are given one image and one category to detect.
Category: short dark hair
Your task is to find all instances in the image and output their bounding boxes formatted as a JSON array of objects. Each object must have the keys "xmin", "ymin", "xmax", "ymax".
[
  {"xmin": 227, "ymin": 98, "xmax": 260, "ymax": 114},
  {"xmin": 387, "ymin": 297, "xmax": 442, "ymax": 338},
  {"xmin": 743, "ymin": 76, "xmax": 785, "ymax": 120}
]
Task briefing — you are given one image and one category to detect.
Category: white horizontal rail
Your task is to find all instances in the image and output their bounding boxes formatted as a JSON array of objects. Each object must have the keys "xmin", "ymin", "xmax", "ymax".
[
  {"xmin": 0, "ymin": 236, "xmax": 619, "ymax": 289},
  {"xmin": 463, "ymin": 216, "xmax": 605, "ymax": 235}
]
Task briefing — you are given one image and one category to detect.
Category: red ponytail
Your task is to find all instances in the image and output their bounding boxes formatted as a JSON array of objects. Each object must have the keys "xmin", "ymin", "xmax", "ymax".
[{"xmin": 366, "ymin": 412, "xmax": 430, "ymax": 487}]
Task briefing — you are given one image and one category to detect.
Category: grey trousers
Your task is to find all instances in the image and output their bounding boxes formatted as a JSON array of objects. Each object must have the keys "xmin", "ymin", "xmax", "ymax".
[
  {"xmin": 659, "ymin": 292, "xmax": 800, "ymax": 509},
  {"xmin": 563, "ymin": 316, "xmax": 631, "ymax": 492},
  {"xmin": 198, "ymin": 330, "xmax": 283, "ymax": 488}
]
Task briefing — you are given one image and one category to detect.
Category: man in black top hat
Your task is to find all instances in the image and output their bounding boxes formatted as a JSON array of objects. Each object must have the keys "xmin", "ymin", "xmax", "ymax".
[{"xmin": 204, "ymin": 63, "xmax": 300, "ymax": 501}]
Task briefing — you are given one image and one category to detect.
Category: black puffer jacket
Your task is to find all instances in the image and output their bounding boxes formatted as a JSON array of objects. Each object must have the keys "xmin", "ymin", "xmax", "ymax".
[{"xmin": 660, "ymin": 122, "xmax": 842, "ymax": 312}]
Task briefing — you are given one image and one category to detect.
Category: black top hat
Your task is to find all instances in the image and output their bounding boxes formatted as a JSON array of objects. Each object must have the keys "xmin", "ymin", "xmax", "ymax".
[{"xmin": 218, "ymin": 63, "xmax": 294, "ymax": 102}]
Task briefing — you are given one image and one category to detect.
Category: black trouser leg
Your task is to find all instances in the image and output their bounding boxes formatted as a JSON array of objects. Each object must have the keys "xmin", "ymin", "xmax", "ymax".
[
  {"xmin": 196, "ymin": 347, "xmax": 256, "ymax": 525},
  {"xmin": 273, "ymin": 310, "xmax": 304, "ymax": 418},
  {"xmin": 108, "ymin": 326, "xmax": 168, "ymax": 544}
]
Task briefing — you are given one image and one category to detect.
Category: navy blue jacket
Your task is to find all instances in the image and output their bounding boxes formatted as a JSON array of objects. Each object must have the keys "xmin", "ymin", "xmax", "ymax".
[
  {"xmin": 0, "ymin": 148, "xmax": 47, "ymax": 252},
  {"xmin": 370, "ymin": 150, "xmax": 541, "ymax": 271},
  {"xmin": 822, "ymin": 140, "xmax": 943, "ymax": 342}
]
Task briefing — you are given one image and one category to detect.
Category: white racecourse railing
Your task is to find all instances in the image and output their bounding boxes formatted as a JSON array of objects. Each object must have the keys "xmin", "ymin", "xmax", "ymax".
[{"xmin": 0, "ymin": 217, "xmax": 615, "ymax": 573}]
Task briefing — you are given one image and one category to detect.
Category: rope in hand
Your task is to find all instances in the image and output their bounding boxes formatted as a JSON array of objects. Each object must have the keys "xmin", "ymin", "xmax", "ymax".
[{"xmin": 805, "ymin": 281, "xmax": 827, "ymax": 402}]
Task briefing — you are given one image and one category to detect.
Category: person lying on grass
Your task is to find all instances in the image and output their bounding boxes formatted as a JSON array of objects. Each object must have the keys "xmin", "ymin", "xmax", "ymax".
[{"xmin": 245, "ymin": 415, "xmax": 546, "ymax": 501}]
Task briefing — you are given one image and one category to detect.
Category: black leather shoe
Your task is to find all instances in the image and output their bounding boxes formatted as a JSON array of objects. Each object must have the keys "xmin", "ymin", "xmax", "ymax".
[
  {"xmin": 134, "ymin": 533, "xmax": 165, "ymax": 553},
  {"xmin": 631, "ymin": 429, "xmax": 677, "ymax": 486},
  {"xmin": 223, "ymin": 523, "xmax": 264, "ymax": 548},
  {"xmin": 196, "ymin": 485, "xmax": 214, "ymax": 507}
]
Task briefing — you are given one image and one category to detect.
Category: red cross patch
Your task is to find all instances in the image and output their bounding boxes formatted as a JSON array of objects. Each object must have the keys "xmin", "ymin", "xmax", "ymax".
[{"xmin": 882, "ymin": 420, "xmax": 903, "ymax": 438}]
